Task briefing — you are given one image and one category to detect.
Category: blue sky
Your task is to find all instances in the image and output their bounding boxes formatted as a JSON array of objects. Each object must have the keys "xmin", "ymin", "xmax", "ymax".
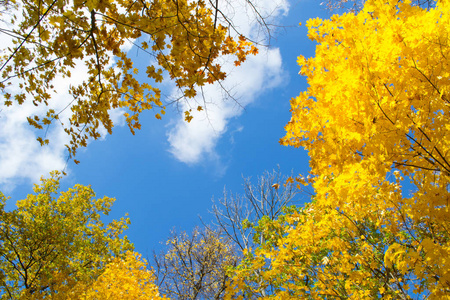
[{"xmin": 1, "ymin": 0, "xmax": 331, "ymax": 257}]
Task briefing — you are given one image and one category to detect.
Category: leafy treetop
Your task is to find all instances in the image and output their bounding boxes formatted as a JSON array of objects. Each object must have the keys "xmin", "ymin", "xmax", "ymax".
[
  {"xmin": 0, "ymin": 172, "xmax": 133, "ymax": 298},
  {"xmin": 227, "ymin": 0, "xmax": 450, "ymax": 298},
  {"xmin": 0, "ymin": 0, "xmax": 258, "ymax": 160}
]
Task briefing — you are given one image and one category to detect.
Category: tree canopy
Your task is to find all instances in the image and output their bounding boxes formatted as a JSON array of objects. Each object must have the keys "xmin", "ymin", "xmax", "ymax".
[
  {"xmin": 154, "ymin": 228, "xmax": 237, "ymax": 300},
  {"xmin": 228, "ymin": 0, "xmax": 450, "ymax": 298},
  {"xmin": 0, "ymin": 172, "xmax": 133, "ymax": 298},
  {"xmin": 70, "ymin": 251, "xmax": 167, "ymax": 300},
  {"xmin": 0, "ymin": 0, "xmax": 258, "ymax": 160}
]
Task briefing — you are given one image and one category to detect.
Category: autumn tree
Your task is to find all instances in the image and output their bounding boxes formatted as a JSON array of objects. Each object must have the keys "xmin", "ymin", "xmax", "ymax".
[
  {"xmin": 154, "ymin": 227, "xmax": 237, "ymax": 300},
  {"xmin": 208, "ymin": 168, "xmax": 302, "ymax": 298},
  {"xmin": 228, "ymin": 0, "xmax": 450, "ymax": 299},
  {"xmin": 0, "ymin": 0, "xmax": 260, "ymax": 160},
  {"xmin": 210, "ymin": 167, "xmax": 301, "ymax": 252},
  {"xmin": 0, "ymin": 172, "xmax": 133, "ymax": 298},
  {"xmin": 229, "ymin": 189, "xmax": 444, "ymax": 299},
  {"xmin": 322, "ymin": 0, "xmax": 434, "ymax": 12},
  {"xmin": 58, "ymin": 251, "xmax": 167, "ymax": 300},
  {"xmin": 151, "ymin": 169, "xmax": 299, "ymax": 299}
]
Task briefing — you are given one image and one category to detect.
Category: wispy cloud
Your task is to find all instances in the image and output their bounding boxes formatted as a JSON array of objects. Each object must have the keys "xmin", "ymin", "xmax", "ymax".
[
  {"xmin": 0, "ymin": 88, "xmax": 69, "ymax": 192},
  {"xmin": 0, "ymin": 47, "xmax": 125, "ymax": 191},
  {"xmin": 0, "ymin": 54, "xmax": 98, "ymax": 189},
  {"xmin": 0, "ymin": 4, "xmax": 133, "ymax": 191},
  {"xmin": 166, "ymin": 0, "xmax": 288, "ymax": 168},
  {"xmin": 167, "ymin": 48, "xmax": 284, "ymax": 164}
]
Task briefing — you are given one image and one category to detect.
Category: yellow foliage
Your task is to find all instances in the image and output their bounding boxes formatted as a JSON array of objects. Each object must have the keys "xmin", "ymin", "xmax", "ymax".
[
  {"xmin": 0, "ymin": 0, "xmax": 257, "ymax": 160},
  {"xmin": 68, "ymin": 252, "xmax": 167, "ymax": 299},
  {"xmin": 229, "ymin": 0, "xmax": 450, "ymax": 299}
]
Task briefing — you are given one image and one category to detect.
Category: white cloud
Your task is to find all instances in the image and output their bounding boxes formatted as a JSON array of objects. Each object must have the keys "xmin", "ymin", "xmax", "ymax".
[
  {"xmin": 167, "ymin": 0, "xmax": 288, "ymax": 166},
  {"xmin": 0, "ymin": 60, "xmax": 91, "ymax": 191},
  {"xmin": 0, "ymin": 7, "xmax": 131, "ymax": 191},
  {"xmin": 0, "ymin": 95, "xmax": 68, "ymax": 192},
  {"xmin": 0, "ymin": 45, "xmax": 126, "ymax": 192},
  {"xmin": 0, "ymin": 119, "xmax": 67, "ymax": 193},
  {"xmin": 167, "ymin": 48, "xmax": 284, "ymax": 164}
]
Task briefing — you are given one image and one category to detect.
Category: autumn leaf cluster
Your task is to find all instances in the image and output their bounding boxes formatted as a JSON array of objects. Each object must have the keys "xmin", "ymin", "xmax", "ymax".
[
  {"xmin": 227, "ymin": 0, "xmax": 450, "ymax": 299},
  {"xmin": 0, "ymin": 0, "xmax": 257, "ymax": 159}
]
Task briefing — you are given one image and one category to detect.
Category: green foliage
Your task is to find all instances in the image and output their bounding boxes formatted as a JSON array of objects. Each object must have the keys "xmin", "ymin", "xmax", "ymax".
[{"xmin": 0, "ymin": 172, "xmax": 133, "ymax": 298}]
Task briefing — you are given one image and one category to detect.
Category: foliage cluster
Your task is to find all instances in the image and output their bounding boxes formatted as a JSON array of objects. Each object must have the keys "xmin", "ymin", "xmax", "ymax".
[
  {"xmin": 0, "ymin": 0, "xmax": 257, "ymax": 160},
  {"xmin": 227, "ymin": 0, "xmax": 450, "ymax": 299}
]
